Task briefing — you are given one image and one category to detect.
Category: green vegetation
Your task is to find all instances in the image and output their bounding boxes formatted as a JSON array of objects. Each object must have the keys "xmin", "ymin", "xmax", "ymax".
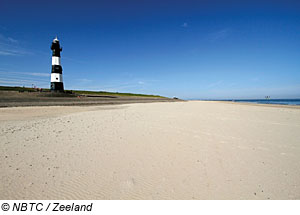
[
  {"xmin": 71, "ymin": 90, "xmax": 165, "ymax": 98},
  {"xmin": 0, "ymin": 86, "xmax": 166, "ymax": 98},
  {"xmin": 0, "ymin": 86, "xmax": 50, "ymax": 92}
]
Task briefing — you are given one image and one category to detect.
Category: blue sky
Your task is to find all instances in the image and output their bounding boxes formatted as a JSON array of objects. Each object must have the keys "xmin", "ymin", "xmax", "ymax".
[{"xmin": 0, "ymin": 0, "xmax": 300, "ymax": 99}]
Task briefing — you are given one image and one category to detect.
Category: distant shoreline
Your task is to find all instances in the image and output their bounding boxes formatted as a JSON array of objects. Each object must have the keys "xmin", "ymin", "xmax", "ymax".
[
  {"xmin": 189, "ymin": 100, "xmax": 300, "ymax": 109},
  {"xmin": 191, "ymin": 98, "xmax": 300, "ymax": 105}
]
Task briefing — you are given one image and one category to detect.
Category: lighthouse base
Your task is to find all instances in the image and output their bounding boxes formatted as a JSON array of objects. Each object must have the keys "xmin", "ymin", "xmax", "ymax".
[{"xmin": 51, "ymin": 82, "xmax": 64, "ymax": 92}]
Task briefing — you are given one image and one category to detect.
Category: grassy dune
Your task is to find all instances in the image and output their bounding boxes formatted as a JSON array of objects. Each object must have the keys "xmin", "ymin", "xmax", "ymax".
[{"xmin": 0, "ymin": 86, "xmax": 165, "ymax": 98}]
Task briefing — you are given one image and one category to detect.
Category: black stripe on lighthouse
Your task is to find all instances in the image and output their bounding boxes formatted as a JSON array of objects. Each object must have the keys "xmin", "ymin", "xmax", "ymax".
[{"xmin": 50, "ymin": 37, "xmax": 64, "ymax": 92}]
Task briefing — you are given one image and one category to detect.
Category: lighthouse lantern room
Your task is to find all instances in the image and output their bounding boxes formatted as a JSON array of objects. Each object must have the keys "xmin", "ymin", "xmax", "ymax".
[{"xmin": 50, "ymin": 37, "xmax": 64, "ymax": 92}]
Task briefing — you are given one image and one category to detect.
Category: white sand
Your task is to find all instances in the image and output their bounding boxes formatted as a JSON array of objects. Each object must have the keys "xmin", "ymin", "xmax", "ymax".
[{"xmin": 1, "ymin": 101, "xmax": 300, "ymax": 199}]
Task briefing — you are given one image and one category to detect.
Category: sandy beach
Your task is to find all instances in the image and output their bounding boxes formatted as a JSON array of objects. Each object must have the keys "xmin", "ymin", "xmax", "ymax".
[{"xmin": 1, "ymin": 101, "xmax": 300, "ymax": 199}]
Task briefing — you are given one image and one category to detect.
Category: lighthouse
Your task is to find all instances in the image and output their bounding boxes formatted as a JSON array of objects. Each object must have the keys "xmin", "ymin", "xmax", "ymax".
[{"xmin": 50, "ymin": 37, "xmax": 64, "ymax": 92}]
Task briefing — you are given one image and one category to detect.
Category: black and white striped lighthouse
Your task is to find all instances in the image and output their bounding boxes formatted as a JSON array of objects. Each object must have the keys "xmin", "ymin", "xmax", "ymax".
[{"xmin": 50, "ymin": 37, "xmax": 64, "ymax": 92}]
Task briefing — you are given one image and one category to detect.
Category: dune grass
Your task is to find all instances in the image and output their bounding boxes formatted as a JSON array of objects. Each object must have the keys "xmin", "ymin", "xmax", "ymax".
[{"xmin": 0, "ymin": 86, "xmax": 166, "ymax": 98}]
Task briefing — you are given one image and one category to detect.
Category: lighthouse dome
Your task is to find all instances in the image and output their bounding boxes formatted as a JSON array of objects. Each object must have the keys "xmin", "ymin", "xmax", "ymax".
[{"xmin": 53, "ymin": 37, "xmax": 59, "ymax": 43}]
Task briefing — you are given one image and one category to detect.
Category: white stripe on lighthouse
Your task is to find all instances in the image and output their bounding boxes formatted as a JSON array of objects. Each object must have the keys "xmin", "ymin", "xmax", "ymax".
[
  {"xmin": 52, "ymin": 56, "xmax": 61, "ymax": 65},
  {"xmin": 51, "ymin": 73, "xmax": 63, "ymax": 82}
]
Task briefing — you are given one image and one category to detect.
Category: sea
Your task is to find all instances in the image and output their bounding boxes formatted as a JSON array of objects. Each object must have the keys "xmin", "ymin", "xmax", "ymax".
[{"xmin": 222, "ymin": 99, "xmax": 300, "ymax": 106}]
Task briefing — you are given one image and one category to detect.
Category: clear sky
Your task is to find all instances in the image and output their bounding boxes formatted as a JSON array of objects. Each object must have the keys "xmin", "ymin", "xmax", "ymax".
[{"xmin": 0, "ymin": 0, "xmax": 300, "ymax": 99}]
